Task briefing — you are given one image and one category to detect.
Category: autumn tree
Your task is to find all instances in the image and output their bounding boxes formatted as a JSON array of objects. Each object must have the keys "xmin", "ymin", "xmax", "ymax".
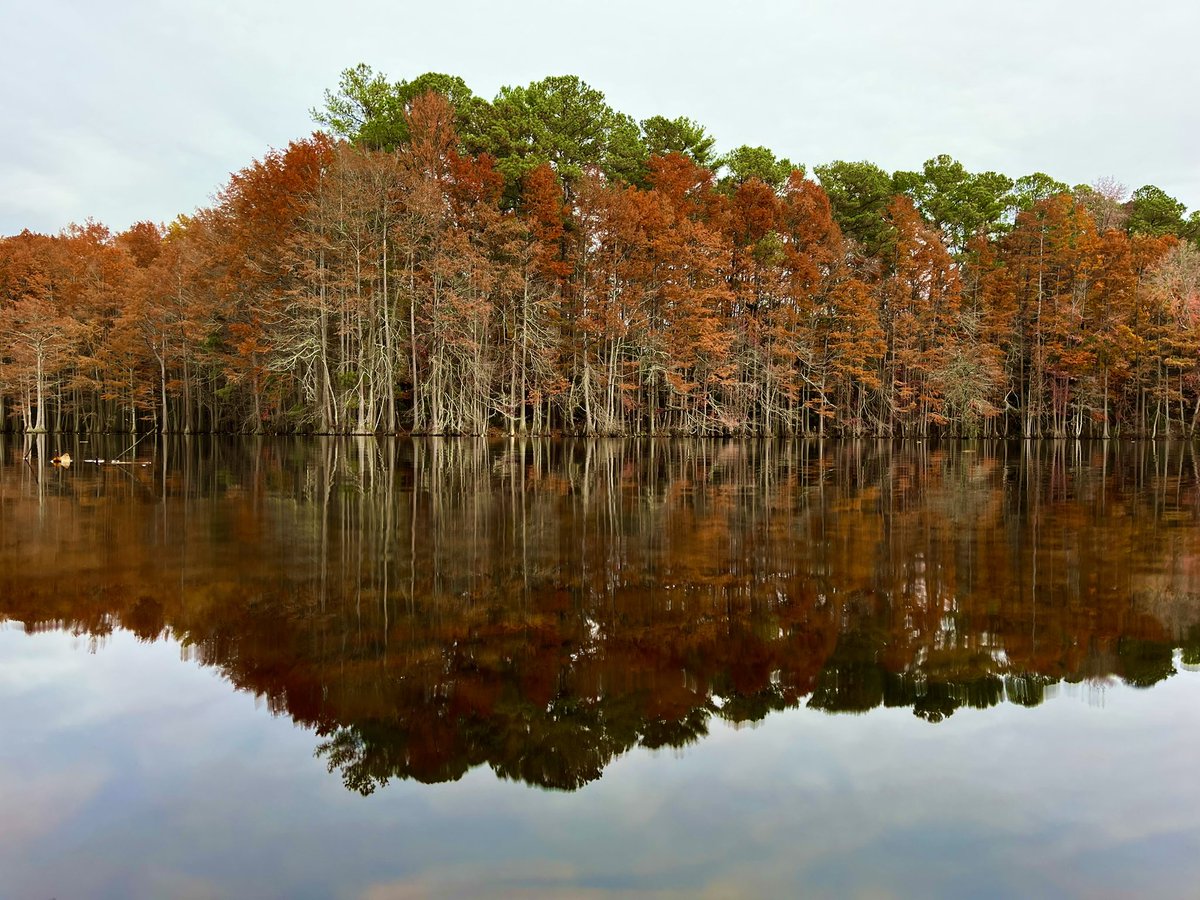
[
  {"xmin": 0, "ymin": 232, "xmax": 89, "ymax": 431},
  {"xmin": 643, "ymin": 154, "xmax": 731, "ymax": 433},
  {"xmin": 880, "ymin": 196, "xmax": 963, "ymax": 435}
]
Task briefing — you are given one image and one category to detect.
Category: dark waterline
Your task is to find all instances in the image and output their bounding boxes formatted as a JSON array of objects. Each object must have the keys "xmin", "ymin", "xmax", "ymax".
[{"xmin": 2, "ymin": 437, "xmax": 1200, "ymax": 898}]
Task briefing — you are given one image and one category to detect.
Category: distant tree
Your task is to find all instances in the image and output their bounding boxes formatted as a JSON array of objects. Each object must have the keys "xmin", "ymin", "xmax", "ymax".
[
  {"xmin": 1126, "ymin": 184, "xmax": 1187, "ymax": 237},
  {"xmin": 1149, "ymin": 241, "xmax": 1200, "ymax": 322},
  {"xmin": 1074, "ymin": 177, "xmax": 1129, "ymax": 233},
  {"xmin": 1011, "ymin": 172, "xmax": 1069, "ymax": 212},
  {"xmin": 813, "ymin": 160, "xmax": 895, "ymax": 257},
  {"xmin": 313, "ymin": 64, "xmax": 488, "ymax": 152},
  {"xmin": 640, "ymin": 115, "xmax": 717, "ymax": 168},
  {"xmin": 116, "ymin": 221, "xmax": 163, "ymax": 268},
  {"xmin": 0, "ymin": 233, "xmax": 89, "ymax": 432},
  {"xmin": 312, "ymin": 63, "xmax": 406, "ymax": 149},
  {"xmin": 881, "ymin": 195, "xmax": 962, "ymax": 434},
  {"xmin": 893, "ymin": 154, "xmax": 1013, "ymax": 253},
  {"xmin": 479, "ymin": 75, "xmax": 645, "ymax": 192},
  {"xmin": 718, "ymin": 145, "xmax": 799, "ymax": 192},
  {"xmin": 1185, "ymin": 211, "xmax": 1200, "ymax": 248}
]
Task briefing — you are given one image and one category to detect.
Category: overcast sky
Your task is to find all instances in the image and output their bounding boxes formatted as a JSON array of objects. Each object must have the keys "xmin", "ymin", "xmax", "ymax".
[{"xmin": 3, "ymin": 0, "xmax": 1197, "ymax": 236}]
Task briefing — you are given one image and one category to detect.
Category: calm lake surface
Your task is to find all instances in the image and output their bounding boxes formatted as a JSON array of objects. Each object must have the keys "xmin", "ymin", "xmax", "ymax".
[{"xmin": 3, "ymin": 436, "xmax": 1200, "ymax": 898}]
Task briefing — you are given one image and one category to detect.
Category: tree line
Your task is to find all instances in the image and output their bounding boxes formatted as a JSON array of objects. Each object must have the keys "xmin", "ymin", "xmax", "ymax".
[{"xmin": 2, "ymin": 65, "xmax": 1199, "ymax": 436}]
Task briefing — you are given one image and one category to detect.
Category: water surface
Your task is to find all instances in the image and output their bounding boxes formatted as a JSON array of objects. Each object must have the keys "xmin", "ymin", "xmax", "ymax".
[{"xmin": 2, "ymin": 437, "xmax": 1200, "ymax": 898}]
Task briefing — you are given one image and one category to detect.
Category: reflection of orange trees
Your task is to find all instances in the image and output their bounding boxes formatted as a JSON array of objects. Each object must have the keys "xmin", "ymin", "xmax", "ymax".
[{"xmin": 3, "ymin": 438, "xmax": 1200, "ymax": 791}]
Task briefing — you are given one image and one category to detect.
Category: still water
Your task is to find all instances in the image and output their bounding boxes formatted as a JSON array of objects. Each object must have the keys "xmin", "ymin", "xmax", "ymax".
[{"xmin": 2, "ymin": 437, "xmax": 1200, "ymax": 898}]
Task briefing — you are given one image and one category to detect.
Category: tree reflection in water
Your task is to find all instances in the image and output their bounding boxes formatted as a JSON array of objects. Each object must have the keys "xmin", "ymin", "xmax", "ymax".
[{"xmin": 3, "ymin": 437, "xmax": 1200, "ymax": 793}]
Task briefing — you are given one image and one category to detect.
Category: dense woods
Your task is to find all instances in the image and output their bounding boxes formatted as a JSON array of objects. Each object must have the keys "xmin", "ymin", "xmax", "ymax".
[
  {"xmin": 3, "ymin": 67, "xmax": 1200, "ymax": 437},
  {"xmin": 5, "ymin": 438, "xmax": 1200, "ymax": 789}
]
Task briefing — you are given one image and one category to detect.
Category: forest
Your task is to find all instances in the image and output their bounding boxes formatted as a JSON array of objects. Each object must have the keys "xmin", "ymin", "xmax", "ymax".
[{"xmin": 2, "ymin": 65, "xmax": 1200, "ymax": 437}]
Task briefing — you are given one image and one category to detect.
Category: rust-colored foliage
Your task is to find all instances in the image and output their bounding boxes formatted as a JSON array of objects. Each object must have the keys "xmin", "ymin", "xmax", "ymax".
[{"xmin": 0, "ymin": 86, "xmax": 1195, "ymax": 436}]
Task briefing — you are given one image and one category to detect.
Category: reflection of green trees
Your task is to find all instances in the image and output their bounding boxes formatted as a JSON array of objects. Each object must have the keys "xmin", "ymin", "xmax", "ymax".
[
  {"xmin": 903, "ymin": 676, "xmax": 1005, "ymax": 723},
  {"xmin": 4, "ymin": 437, "xmax": 1200, "ymax": 791},
  {"xmin": 809, "ymin": 627, "xmax": 889, "ymax": 714},
  {"xmin": 810, "ymin": 624, "xmax": 1010, "ymax": 722},
  {"xmin": 1182, "ymin": 627, "xmax": 1200, "ymax": 668},
  {"xmin": 1004, "ymin": 674, "xmax": 1057, "ymax": 707},
  {"xmin": 314, "ymin": 688, "xmax": 712, "ymax": 795},
  {"xmin": 1117, "ymin": 638, "xmax": 1177, "ymax": 688}
]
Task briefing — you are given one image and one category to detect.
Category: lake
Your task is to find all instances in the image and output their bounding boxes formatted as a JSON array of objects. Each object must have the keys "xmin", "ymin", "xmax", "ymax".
[{"xmin": 2, "ymin": 436, "xmax": 1200, "ymax": 898}]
